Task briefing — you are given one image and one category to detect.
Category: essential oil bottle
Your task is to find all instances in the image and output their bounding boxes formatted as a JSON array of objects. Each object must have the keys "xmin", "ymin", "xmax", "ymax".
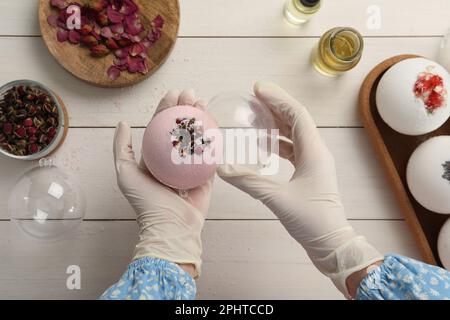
[
  {"xmin": 284, "ymin": 0, "xmax": 321, "ymax": 25},
  {"xmin": 312, "ymin": 27, "xmax": 364, "ymax": 77}
]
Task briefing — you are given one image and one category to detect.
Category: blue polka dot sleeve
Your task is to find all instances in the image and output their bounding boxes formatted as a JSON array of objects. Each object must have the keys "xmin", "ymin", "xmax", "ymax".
[
  {"xmin": 357, "ymin": 254, "xmax": 450, "ymax": 300},
  {"xmin": 100, "ymin": 257, "xmax": 196, "ymax": 300}
]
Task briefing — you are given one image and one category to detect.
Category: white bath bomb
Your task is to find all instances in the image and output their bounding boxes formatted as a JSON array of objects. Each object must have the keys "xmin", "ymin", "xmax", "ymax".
[
  {"xmin": 377, "ymin": 58, "xmax": 450, "ymax": 135},
  {"xmin": 142, "ymin": 105, "xmax": 222, "ymax": 190},
  {"xmin": 438, "ymin": 218, "xmax": 450, "ymax": 270},
  {"xmin": 406, "ymin": 136, "xmax": 450, "ymax": 214}
]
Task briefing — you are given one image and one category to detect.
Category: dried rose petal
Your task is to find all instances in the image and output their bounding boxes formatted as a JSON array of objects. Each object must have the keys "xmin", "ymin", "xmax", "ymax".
[
  {"xmin": 124, "ymin": 14, "xmax": 144, "ymax": 35},
  {"xmin": 152, "ymin": 15, "xmax": 164, "ymax": 29},
  {"xmin": 119, "ymin": 0, "xmax": 138, "ymax": 15},
  {"xmin": 114, "ymin": 47, "xmax": 130, "ymax": 58},
  {"xmin": 68, "ymin": 30, "xmax": 80, "ymax": 44},
  {"xmin": 107, "ymin": 5, "xmax": 124, "ymax": 23},
  {"xmin": 51, "ymin": 0, "xmax": 67, "ymax": 9},
  {"xmin": 101, "ymin": 26, "xmax": 113, "ymax": 38},
  {"xmin": 129, "ymin": 43, "xmax": 144, "ymax": 57},
  {"xmin": 47, "ymin": 14, "xmax": 59, "ymax": 28},
  {"xmin": 57, "ymin": 28, "xmax": 69, "ymax": 42},
  {"xmin": 107, "ymin": 66, "xmax": 121, "ymax": 80},
  {"xmin": 111, "ymin": 22, "xmax": 124, "ymax": 34}
]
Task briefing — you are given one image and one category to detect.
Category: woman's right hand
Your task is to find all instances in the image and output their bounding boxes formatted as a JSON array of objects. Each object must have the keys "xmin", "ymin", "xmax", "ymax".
[{"xmin": 217, "ymin": 82, "xmax": 383, "ymax": 298}]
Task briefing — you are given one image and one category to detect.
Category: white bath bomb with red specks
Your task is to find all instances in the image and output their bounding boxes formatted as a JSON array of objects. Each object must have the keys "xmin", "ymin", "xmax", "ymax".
[
  {"xmin": 142, "ymin": 105, "xmax": 222, "ymax": 190},
  {"xmin": 376, "ymin": 58, "xmax": 450, "ymax": 135},
  {"xmin": 406, "ymin": 136, "xmax": 450, "ymax": 214},
  {"xmin": 438, "ymin": 218, "xmax": 450, "ymax": 270}
]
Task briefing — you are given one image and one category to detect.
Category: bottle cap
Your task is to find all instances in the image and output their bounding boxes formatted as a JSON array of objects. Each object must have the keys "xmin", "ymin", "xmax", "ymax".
[{"xmin": 300, "ymin": 0, "xmax": 320, "ymax": 7}]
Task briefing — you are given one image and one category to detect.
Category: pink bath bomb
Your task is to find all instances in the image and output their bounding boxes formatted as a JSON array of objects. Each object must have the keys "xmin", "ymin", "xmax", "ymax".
[{"xmin": 142, "ymin": 105, "xmax": 222, "ymax": 190}]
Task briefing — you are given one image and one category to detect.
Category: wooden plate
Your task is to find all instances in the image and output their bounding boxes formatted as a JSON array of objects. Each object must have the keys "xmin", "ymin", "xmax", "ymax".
[
  {"xmin": 39, "ymin": 0, "xmax": 180, "ymax": 88},
  {"xmin": 359, "ymin": 54, "xmax": 449, "ymax": 266}
]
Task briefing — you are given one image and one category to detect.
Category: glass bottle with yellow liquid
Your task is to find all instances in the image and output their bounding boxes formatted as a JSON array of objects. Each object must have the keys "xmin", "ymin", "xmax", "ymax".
[
  {"xmin": 312, "ymin": 27, "xmax": 364, "ymax": 77},
  {"xmin": 284, "ymin": 0, "xmax": 321, "ymax": 25}
]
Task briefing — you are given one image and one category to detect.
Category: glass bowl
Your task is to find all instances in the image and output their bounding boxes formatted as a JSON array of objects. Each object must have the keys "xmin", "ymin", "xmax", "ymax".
[
  {"xmin": 9, "ymin": 158, "xmax": 86, "ymax": 240},
  {"xmin": 0, "ymin": 79, "xmax": 68, "ymax": 161}
]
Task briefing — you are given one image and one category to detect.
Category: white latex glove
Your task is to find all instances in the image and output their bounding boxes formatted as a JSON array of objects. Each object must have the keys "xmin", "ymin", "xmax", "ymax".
[
  {"xmin": 113, "ymin": 90, "xmax": 212, "ymax": 278},
  {"xmin": 218, "ymin": 82, "xmax": 383, "ymax": 298}
]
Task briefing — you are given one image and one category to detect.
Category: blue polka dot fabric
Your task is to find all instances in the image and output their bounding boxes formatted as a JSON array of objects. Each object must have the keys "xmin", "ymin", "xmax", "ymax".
[
  {"xmin": 357, "ymin": 254, "xmax": 450, "ymax": 300},
  {"xmin": 100, "ymin": 257, "xmax": 196, "ymax": 300}
]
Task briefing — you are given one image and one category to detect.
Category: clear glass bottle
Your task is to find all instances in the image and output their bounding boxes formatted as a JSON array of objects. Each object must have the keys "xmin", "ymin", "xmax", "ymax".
[
  {"xmin": 284, "ymin": 0, "xmax": 321, "ymax": 25},
  {"xmin": 312, "ymin": 27, "xmax": 364, "ymax": 77}
]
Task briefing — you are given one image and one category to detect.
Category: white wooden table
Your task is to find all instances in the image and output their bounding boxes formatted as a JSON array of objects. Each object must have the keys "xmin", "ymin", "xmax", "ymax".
[{"xmin": 0, "ymin": 0, "xmax": 448, "ymax": 299}]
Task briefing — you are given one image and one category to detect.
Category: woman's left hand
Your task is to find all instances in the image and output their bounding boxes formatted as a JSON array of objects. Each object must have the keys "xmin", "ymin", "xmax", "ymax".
[{"xmin": 113, "ymin": 90, "xmax": 213, "ymax": 278}]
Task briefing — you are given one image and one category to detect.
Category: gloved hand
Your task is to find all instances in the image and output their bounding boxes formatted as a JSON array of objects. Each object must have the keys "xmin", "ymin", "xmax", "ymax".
[
  {"xmin": 218, "ymin": 82, "xmax": 383, "ymax": 298},
  {"xmin": 113, "ymin": 89, "xmax": 212, "ymax": 279}
]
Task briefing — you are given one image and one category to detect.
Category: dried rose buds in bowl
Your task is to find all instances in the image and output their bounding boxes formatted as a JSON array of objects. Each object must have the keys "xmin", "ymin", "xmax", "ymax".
[{"xmin": 0, "ymin": 80, "xmax": 68, "ymax": 160}]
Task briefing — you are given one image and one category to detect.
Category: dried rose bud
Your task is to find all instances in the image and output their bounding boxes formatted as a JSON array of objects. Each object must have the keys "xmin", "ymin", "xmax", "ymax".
[
  {"xmin": 80, "ymin": 24, "xmax": 93, "ymax": 36},
  {"xmin": 47, "ymin": 117, "xmax": 57, "ymax": 127},
  {"xmin": 28, "ymin": 144, "xmax": 40, "ymax": 154},
  {"xmin": 90, "ymin": 44, "xmax": 110, "ymax": 57},
  {"xmin": 14, "ymin": 126, "xmax": 26, "ymax": 138},
  {"xmin": 23, "ymin": 118, "xmax": 33, "ymax": 127},
  {"xmin": 106, "ymin": 38, "xmax": 120, "ymax": 50},
  {"xmin": 117, "ymin": 38, "xmax": 132, "ymax": 47},
  {"xmin": 90, "ymin": 0, "xmax": 108, "ymax": 12},
  {"xmin": 81, "ymin": 35, "xmax": 98, "ymax": 47},
  {"xmin": 27, "ymin": 127, "xmax": 37, "ymax": 136},
  {"xmin": 2, "ymin": 122, "xmax": 12, "ymax": 135},
  {"xmin": 97, "ymin": 12, "xmax": 109, "ymax": 26}
]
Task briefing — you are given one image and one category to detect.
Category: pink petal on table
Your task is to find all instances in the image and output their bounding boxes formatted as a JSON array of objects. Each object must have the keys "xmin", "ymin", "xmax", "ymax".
[
  {"xmin": 124, "ymin": 14, "xmax": 144, "ymax": 35},
  {"xmin": 51, "ymin": 0, "xmax": 67, "ymax": 9},
  {"xmin": 101, "ymin": 26, "xmax": 113, "ymax": 38},
  {"xmin": 113, "ymin": 58, "xmax": 129, "ymax": 71},
  {"xmin": 139, "ymin": 51, "xmax": 148, "ymax": 59},
  {"xmin": 141, "ymin": 39, "xmax": 151, "ymax": 48},
  {"xmin": 107, "ymin": 66, "xmax": 121, "ymax": 80},
  {"xmin": 107, "ymin": 5, "xmax": 124, "ymax": 23},
  {"xmin": 147, "ymin": 29, "xmax": 161, "ymax": 43},
  {"xmin": 47, "ymin": 15, "xmax": 58, "ymax": 28},
  {"xmin": 119, "ymin": 0, "xmax": 138, "ymax": 15},
  {"xmin": 127, "ymin": 57, "xmax": 142, "ymax": 73},
  {"xmin": 68, "ymin": 30, "xmax": 80, "ymax": 44},
  {"xmin": 111, "ymin": 22, "xmax": 124, "ymax": 34},
  {"xmin": 57, "ymin": 28, "xmax": 69, "ymax": 42},
  {"xmin": 129, "ymin": 43, "xmax": 144, "ymax": 57},
  {"xmin": 152, "ymin": 15, "xmax": 164, "ymax": 29},
  {"xmin": 114, "ymin": 47, "xmax": 130, "ymax": 58},
  {"xmin": 139, "ymin": 59, "xmax": 149, "ymax": 74},
  {"xmin": 122, "ymin": 32, "xmax": 141, "ymax": 43}
]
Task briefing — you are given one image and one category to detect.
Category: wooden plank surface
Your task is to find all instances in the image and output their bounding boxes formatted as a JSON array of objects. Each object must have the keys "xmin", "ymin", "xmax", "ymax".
[
  {"xmin": 0, "ymin": 220, "xmax": 420, "ymax": 300},
  {"xmin": 0, "ymin": 0, "xmax": 445, "ymax": 300},
  {"xmin": 0, "ymin": 0, "xmax": 449, "ymax": 37},
  {"xmin": 0, "ymin": 37, "xmax": 442, "ymax": 127},
  {"xmin": 0, "ymin": 128, "xmax": 402, "ymax": 220}
]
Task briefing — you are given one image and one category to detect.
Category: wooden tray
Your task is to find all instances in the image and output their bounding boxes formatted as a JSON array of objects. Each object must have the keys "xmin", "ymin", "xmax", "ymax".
[
  {"xmin": 39, "ymin": 0, "xmax": 179, "ymax": 88},
  {"xmin": 359, "ymin": 54, "xmax": 449, "ymax": 266}
]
